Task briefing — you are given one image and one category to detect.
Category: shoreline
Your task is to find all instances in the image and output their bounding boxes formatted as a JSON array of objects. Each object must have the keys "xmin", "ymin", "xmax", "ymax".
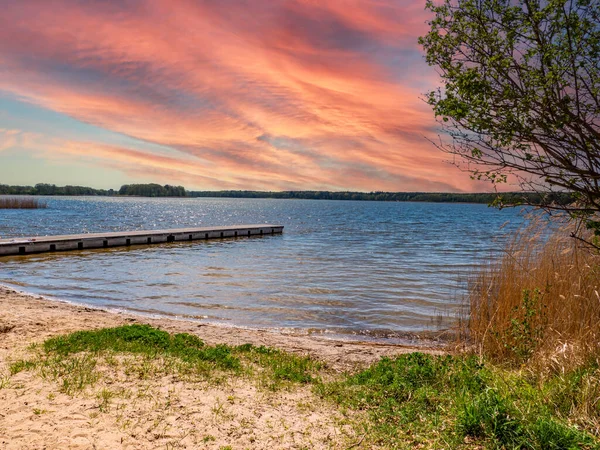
[
  {"xmin": 0, "ymin": 281, "xmax": 451, "ymax": 348},
  {"xmin": 0, "ymin": 285, "xmax": 444, "ymax": 372},
  {"xmin": 0, "ymin": 285, "xmax": 444, "ymax": 449}
]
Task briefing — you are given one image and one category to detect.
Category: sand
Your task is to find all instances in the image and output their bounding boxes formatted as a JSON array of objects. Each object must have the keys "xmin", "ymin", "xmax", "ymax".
[{"xmin": 0, "ymin": 286, "xmax": 442, "ymax": 449}]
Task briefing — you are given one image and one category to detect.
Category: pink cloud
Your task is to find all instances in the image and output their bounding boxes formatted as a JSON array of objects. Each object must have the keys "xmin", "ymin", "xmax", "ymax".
[
  {"xmin": 0, "ymin": 0, "xmax": 493, "ymax": 192},
  {"xmin": 0, "ymin": 128, "xmax": 41, "ymax": 152}
]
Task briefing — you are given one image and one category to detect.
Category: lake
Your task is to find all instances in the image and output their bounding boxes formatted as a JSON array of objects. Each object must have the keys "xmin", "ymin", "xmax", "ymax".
[{"xmin": 0, "ymin": 197, "xmax": 524, "ymax": 343}]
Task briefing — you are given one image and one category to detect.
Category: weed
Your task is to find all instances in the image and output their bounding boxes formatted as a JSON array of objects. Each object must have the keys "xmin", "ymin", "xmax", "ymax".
[
  {"xmin": 10, "ymin": 359, "xmax": 36, "ymax": 375},
  {"xmin": 211, "ymin": 399, "xmax": 225, "ymax": 417},
  {"xmin": 458, "ymin": 388, "xmax": 527, "ymax": 447},
  {"xmin": 97, "ymin": 388, "xmax": 114, "ymax": 412},
  {"xmin": 235, "ymin": 344, "xmax": 322, "ymax": 390},
  {"xmin": 503, "ymin": 288, "xmax": 547, "ymax": 363},
  {"xmin": 10, "ymin": 325, "xmax": 324, "ymax": 397},
  {"xmin": 535, "ymin": 417, "xmax": 596, "ymax": 450},
  {"xmin": 0, "ymin": 376, "xmax": 10, "ymax": 389},
  {"xmin": 38, "ymin": 354, "xmax": 99, "ymax": 394},
  {"xmin": 10, "ymin": 324, "xmax": 597, "ymax": 447}
]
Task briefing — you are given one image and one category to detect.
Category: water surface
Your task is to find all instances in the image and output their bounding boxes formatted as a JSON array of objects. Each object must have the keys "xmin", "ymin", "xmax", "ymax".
[{"xmin": 0, "ymin": 197, "xmax": 524, "ymax": 342}]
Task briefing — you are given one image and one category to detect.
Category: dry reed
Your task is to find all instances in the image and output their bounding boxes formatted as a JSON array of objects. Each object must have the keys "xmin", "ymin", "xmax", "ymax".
[
  {"xmin": 464, "ymin": 218, "xmax": 600, "ymax": 371},
  {"xmin": 0, "ymin": 197, "xmax": 47, "ymax": 209}
]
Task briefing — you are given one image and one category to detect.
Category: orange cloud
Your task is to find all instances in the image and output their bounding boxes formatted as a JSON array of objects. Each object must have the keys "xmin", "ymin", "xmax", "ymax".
[{"xmin": 0, "ymin": 0, "xmax": 493, "ymax": 192}]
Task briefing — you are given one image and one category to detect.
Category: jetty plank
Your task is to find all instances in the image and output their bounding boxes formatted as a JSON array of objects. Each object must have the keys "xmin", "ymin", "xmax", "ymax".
[{"xmin": 0, "ymin": 224, "xmax": 283, "ymax": 256}]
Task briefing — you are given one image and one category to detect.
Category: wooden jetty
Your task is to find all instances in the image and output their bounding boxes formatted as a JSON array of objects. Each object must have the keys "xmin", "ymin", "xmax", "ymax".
[{"xmin": 0, "ymin": 224, "xmax": 283, "ymax": 256}]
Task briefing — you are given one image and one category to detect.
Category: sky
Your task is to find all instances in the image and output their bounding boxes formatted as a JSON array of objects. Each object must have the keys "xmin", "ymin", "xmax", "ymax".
[{"xmin": 0, "ymin": 0, "xmax": 492, "ymax": 192}]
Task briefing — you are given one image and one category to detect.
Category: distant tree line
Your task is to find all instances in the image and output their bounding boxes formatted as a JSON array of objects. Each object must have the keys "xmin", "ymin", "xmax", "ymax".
[
  {"xmin": 188, "ymin": 190, "xmax": 574, "ymax": 205},
  {"xmin": 0, "ymin": 183, "xmax": 185, "ymax": 197},
  {"xmin": 0, "ymin": 183, "xmax": 114, "ymax": 196},
  {"xmin": 118, "ymin": 184, "xmax": 186, "ymax": 197},
  {"xmin": 0, "ymin": 183, "xmax": 574, "ymax": 204}
]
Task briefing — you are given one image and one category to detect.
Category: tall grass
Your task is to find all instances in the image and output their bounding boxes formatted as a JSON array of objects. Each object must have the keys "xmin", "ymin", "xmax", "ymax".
[
  {"xmin": 0, "ymin": 197, "xmax": 47, "ymax": 209},
  {"xmin": 465, "ymin": 218, "xmax": 600, "ymax": 371}
]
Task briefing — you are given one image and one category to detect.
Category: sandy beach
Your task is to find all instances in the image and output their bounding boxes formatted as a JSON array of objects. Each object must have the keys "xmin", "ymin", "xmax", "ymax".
[{"xmin": 0, "ymin": 286, "xmax": 441, "ymax": 449}]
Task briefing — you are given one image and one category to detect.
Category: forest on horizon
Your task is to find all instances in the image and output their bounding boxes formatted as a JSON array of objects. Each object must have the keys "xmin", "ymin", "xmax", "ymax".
[{"xmin": 0, "ymin": 182, "xmax": 573, "ymax": 205}]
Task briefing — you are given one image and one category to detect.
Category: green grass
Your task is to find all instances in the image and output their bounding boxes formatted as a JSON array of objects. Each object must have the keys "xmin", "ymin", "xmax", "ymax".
[
  {"xmin": 316, "ymin": 352, "xmax": 599, "ymax": 449},
  {"xmin": 235, "ymin": 343, "xmax": 323, "ymax": 390},
  {"xmin": 9, "ymin": 324, "xmax": 321, "ymax": 393},
  {"xmin": 9, "ymin": 359, "xmax": 37, "ymax": 375},
  {"xmin": 43, "ymin": 324, "xmax": 240, "ymax": 370},
  {"xmin": 7, "ymin": 325, "xmax": 600, "ymax": 448}
]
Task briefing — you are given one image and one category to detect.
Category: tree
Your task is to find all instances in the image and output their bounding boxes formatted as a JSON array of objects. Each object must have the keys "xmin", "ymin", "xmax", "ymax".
[
  {"xmin": 118, "ymin": 183, "xmax": 187, "ymax": 197},
  {"xmin": 419, "ymin": 0, "xmax": 600, "ymax": 245}
]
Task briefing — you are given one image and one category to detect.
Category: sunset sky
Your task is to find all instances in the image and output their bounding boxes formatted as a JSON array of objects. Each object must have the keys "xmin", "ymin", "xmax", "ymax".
[{"xmin": 0, "ymin": 0, "xmax": 492, "ymax": 192}]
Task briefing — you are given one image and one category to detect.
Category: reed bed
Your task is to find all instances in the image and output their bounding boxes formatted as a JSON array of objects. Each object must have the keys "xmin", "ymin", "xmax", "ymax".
[
  {"xmin": 0, "ymin": 197, "xmax": 47, "ymax": 209},
  {"xmin": 462, "ymin": 219, "xmax": 600, "ymax": 438},
  {"xmin": 464, "ymin": 219, "xmax": 600, "ymax": 369}
]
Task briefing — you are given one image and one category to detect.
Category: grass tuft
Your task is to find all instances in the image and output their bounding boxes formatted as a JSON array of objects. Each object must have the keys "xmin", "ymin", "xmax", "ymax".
[
  {"xmin": 535, "ymin": 417, "xmax": 593, "ymax": 450},
  {"xmin": 12, "ymin": 325, "xmax": 324, "ymax": 395},
  {"xmin": 235, "ymin": 344, "xmax": 322, "ymax": 389},
  {"xmin": 9, "ymin": 359, "xmax": 37, "ymax": 375},
  {"xmin": 43, "ymin": 324, "xmax": 239, "ymax": 370},
  {"xmin": 457, "ymin": 388, "xmax": 527, "ymax": 447}
]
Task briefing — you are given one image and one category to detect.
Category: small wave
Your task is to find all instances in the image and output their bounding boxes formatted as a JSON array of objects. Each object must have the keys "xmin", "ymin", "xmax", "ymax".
[{"xmin": 0, "ymin": 279, "xmax": 29, "ymax": 287}]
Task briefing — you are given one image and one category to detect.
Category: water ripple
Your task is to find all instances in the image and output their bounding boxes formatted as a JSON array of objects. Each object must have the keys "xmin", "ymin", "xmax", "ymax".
[{"xmin": 0, "ymin": 197, "xmax": 526, "ymax": 338}]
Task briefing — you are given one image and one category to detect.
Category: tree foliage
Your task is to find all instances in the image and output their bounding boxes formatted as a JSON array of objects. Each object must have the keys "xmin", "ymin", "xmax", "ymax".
[
  {"xmin": 188, "ymin": 189, "xmax": 572, "ymax": 203},
  {"xmin": 0, "ymin": 183, "xmax": 185, "ymax": 197},
  {"xmin": 419, "ymin": 0, "xmax": 600, "ymax": 243},
  {"xmin": 0, "ymin": 183, "xmax": 113, "ymax": 196},
  {"xmin": 0, "ymin": 183, "xmax": 572, "ymax": 203},
  {"xmin": 118, "ymin": 183, "xmax": 186, "ymax": 197}
]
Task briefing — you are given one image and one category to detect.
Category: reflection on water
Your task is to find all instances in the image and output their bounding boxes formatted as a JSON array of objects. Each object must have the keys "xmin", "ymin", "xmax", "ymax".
[{"xmin": 0, "ymin": 197, "xmax": 525, "ymax": 341}]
